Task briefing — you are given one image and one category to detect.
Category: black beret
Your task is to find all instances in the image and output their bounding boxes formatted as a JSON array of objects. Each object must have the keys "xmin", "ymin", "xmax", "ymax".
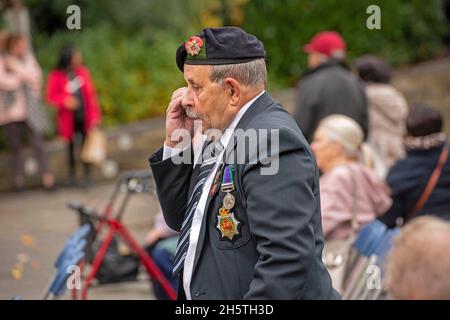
[{"xmin": 176, "ymin": 27, "xmax": 266, "ymax": 72}]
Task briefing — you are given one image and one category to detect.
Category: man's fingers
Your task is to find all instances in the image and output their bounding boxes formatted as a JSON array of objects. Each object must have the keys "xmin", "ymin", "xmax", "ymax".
[
  {"xmin": 171, "ymin": 91, "xmax": 185, "ymax": 101},
  {"xmin": 173, "ymin": 86, "xmax": 187, "ymax": 96},
  {"xmin": 166, "ymin": 96, "xmax": 183, "ymax": 114}
]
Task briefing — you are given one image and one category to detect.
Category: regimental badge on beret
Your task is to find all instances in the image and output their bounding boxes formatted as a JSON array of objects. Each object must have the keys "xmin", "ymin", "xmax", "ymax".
[
  {"xmin": 185, "ymin": 36, "xmax": 204, "ymax": 57},
  {"xmin": 176, "ymin": 27, "xmax": 266, "ymax": 72}
]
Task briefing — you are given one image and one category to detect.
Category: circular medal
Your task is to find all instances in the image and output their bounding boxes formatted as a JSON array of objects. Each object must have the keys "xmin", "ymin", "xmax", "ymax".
[{"xmin": 223, "ymin": 193, "xmax": 235, "ymax": 210}]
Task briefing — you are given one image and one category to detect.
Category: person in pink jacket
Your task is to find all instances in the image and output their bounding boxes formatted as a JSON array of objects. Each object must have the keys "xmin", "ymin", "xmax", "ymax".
[
  {"xmin": 311, "ymin": 114, "xmax": 392, "ymax": 240},
  {"xmin": 0, "ymin": 32, "xmax": 54, "ymax": 191},
  {"xmin": 46, "ymin": 44, "xmax": 101, "ymax": 187}
]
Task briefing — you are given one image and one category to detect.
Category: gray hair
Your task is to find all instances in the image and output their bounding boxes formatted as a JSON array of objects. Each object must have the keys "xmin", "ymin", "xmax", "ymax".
[
  {"xmin": 317, "ymin": 50, "xmax": 346, "ymax": 63},
  {"xmin": 318, "ymin": 114, "xmax": 363, "ymax": 158},
  {"xmin": 318, "ymin": 114, "xmax": 377, "ymax": 169},
  {"xmin": 330, "ymin": 49, "xmax": 346, "ymax": 61},
  {"xmin": 209, "ymin": 58, "xmax": 267, "ymax": 87}
]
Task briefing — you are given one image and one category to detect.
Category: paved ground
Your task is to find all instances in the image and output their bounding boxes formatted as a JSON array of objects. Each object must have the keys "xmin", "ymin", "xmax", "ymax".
[{"xmin": 0, "ymin": 182, "xmax": 160, "ymax": 300}]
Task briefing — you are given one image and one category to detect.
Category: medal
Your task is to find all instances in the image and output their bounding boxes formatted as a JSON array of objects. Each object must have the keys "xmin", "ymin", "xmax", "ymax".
[
  {"xmin": 223, "ymin": 193, "xmax": 235, "ymax": 210},
  {"xmin": 217, "ymin": 207, "xmax": 240, "ymax": 241},
  {"xmin": 209, "ymin": 164, "xmax": 223, "ymax": 197},
  {"xmin": 216, "ymin": 165, "xmax": 240, "ymax": 241},
  {"xmin": 221, "ymin": 165, "xmax": 235, "ymax": 209}
]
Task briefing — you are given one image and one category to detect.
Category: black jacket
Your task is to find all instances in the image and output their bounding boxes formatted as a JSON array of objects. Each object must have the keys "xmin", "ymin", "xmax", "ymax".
[
  {"xmin": 379, "ymin": 142, "xmax": 450, "ymax": 228},
  {"xmin": 149, "ymin": 92, "xmax": 338, "ymax": 299},
  {"xmin": 293, "ymin": 60, "xmax": 368, "ymax": 143}
]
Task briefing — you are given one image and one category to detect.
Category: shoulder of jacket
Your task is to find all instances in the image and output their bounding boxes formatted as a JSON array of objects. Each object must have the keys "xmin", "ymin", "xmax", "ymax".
[
  {"xmin": 76, "ymin": 65, "xmax": 90, "ymax": 75},
  {"xmin": 48, "ymin": 69, "xmax": 66, "ymax": 79},
  {"xmin": 247, "ymin": 102, "xmax": 299, "ymax": 132}
]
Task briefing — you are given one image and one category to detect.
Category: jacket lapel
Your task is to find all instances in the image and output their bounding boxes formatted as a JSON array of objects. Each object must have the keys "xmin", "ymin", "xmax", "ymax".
[{"xmin": 191, "ymin": 92, "xmax": 275, "ymax": 272}]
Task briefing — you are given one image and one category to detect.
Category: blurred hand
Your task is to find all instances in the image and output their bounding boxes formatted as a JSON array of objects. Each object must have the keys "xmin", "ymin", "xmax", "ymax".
[
  {"xmin": 64, "ymin": 96, "xmax": 79, "ymax": 111},
  {"xmin": 144, "ymin": 229, "xmax": 163, "ymax": 246},
  {"xmin": 3, "ymin": 56, "xmax": 16, "ymax": 72},
  {"xmin": 164, "ymin": 87, "xmax": 194, "ymax": 148}
]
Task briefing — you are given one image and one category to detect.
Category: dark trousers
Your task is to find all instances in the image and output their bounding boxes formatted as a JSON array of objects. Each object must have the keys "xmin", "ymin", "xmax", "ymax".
[
  {"xmin": 3, "ymin": 121, "xmax": 49, "ymax": 180},
  {"xmin": 145, "ymin": 238, "xmax": 178, "ymax": 300},
  {"xmin": 67, "ymin": 130, "xmax": 91, "ymax": 181}
]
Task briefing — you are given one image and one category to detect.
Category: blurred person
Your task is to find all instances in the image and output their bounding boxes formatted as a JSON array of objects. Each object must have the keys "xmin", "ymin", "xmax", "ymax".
[
  {"xmin": 0, "ymin": 32, "xmax": 54, "ymax": 190},
  {"xmin": 144, "ymin": 209, "xmax": 178, "ymax": 249},
  {"xmin": 1, "ymin": 0, "xmax": 31, "ymax": 39},
  {"xmin": 353, "ymin": 55, "xmax": 409, "ymax": 173},
  {"xmin": 311, "ymin": 115, "xmax": 392, "ymax": 240},
  {"xmin": 379, "ymin": 103, "xmax": 450, "ymax": 228},
  {"xmin": 293, "ymin": 31, "xmax": 368, "ymax": 143},
  {"xmin": 386, "ymin": 216, "xmax": 450, "ymax": 299},
  {"xmin": 144, "ymin": 210, "xmax": 178, "ymax": 300},
  {"xmin": 46, "ymin": 44, "xmax": 102, "ymax": 188}
]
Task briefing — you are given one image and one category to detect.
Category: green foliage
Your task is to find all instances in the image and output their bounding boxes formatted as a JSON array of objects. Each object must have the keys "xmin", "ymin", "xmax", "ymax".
[
  {"xmin": 243, "ymin": 0, "xmax": 448, "ymax": 86},
  {"xmin": 30, "ymin": 0, "xmax": 213, "ymax": 126},
  {"xmin": 21, "ymin": 0, "xmax": 449, "ymax": 128},
  {"xmin": 35, "ymin": 24, "xmax": 185, "ymax": 126}
]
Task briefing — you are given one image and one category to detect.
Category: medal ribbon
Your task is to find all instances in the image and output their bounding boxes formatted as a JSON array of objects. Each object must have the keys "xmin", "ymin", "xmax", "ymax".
[{"xmin": 221, "ymin": 165, "xmax": 235, "ymax": 192}]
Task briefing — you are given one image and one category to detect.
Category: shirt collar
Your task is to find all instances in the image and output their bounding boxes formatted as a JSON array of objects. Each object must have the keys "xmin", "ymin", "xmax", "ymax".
[{"xmin": 219, "ymin": 90, "xmax": 265, "ymax": 148}]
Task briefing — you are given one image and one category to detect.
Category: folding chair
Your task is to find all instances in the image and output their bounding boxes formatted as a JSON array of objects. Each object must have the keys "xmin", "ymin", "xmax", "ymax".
[{"xmin": 342, "ymin": 220, "xmax": 399, "ymax": 300}]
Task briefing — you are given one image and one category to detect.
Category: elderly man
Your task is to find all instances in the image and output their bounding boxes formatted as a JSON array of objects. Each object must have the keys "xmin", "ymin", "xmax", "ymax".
[
  {"xmin": 293, "ymin": 31, "xmax": 368, "ymax": 143},
  {"xmin": 387, "ymin": 216, "xmax": 450, "ymax": 299},
  {"xmin": 149, "ymin": 27, "xmax": 337, "ymax": 300}
]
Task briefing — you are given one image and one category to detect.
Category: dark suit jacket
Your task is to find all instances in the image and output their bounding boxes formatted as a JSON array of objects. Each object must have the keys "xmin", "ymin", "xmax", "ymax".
[{"xmin": 149, "ymin": 92, "xmax": 338, "ymax": 299}]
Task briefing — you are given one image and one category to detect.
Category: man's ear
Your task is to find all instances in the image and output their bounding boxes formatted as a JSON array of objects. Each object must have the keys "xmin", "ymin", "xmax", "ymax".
[{"xmin": 224, "ymin": 78, "xmax": 240, "ymax": 106}]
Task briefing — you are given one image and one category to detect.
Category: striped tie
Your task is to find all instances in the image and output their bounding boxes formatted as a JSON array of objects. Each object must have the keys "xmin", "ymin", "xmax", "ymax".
[{"xmin": 172, "ymin": 140, "xmax": 224, "ymax": 276}]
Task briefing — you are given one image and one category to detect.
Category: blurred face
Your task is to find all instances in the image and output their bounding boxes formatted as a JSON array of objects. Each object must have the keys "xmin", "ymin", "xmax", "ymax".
[
  {"xmin": 71, "ymin": 49, "xmax": 83, "ymax": 68},
  {"xmin": 311, "ymin": 128, "xmax": 341, "ymax": 172},
  {"xmin": 10, "ymin": 37, "xmax": 27, "ymax": 57},
  {"xmin": 307, "ymin": 51, "xmax": 325, "ymax": 68},
  {"xmin": 181, "ymin": 64, "xmax": 229, "ymax": 132}
]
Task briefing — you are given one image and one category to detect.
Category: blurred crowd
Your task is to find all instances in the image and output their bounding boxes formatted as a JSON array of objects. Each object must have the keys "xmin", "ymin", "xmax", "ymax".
[
  {"xmin": 293, "ymin": 31, "xmax": 450, "ymax": 299},
  {"xmin": 293, "ymin": 31, "xmax": 450, "ymax": 230},
  {"xmin": 0, "ymin": 0, "xmax": 102, "ymax": 191}
]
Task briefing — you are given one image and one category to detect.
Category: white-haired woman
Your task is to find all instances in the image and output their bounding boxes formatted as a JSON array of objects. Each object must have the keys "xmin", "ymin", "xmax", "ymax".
[
  {"xmin": 311, "ymin": 114, "xmax": 392, "ymax": 240},
  {"xmin": 312, "ymin": 115, "xmax": 392, "ymax": 292}
]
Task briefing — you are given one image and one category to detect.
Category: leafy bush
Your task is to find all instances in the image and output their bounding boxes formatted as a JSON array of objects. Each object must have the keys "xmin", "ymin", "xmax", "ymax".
[
  {"xmin": 243, "ymin": 0, "xmax": 448, "ymax": 86},
  {"xmin": 30, "ymin": 0, "xmax": 215, "ymax": 126},
  {"xmin": 35, "ymin": 24, "xmax": 186, "ymax": 126},
  {"xmin": 2, "ymin": 0, "xmax": 447, "ymax": 133}
]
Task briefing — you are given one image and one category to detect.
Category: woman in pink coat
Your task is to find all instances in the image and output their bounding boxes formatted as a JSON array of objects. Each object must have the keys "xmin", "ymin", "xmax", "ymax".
[
  {"xmin": 0, "ymin": 32, "xmax": 54, "ymax": 191},
  {"xmin": 311, "ymin": 115, "xmax": 392, "ymax": 240},
  {"xmin": 46, "ymin": 45, "xmax": 101, "ymax": 187}
]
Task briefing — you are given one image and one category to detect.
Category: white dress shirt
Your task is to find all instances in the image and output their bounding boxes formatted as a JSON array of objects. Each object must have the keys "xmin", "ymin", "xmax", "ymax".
[{"xmin": 162, "ymin": 91, "xmax": 265, "ymax": 299}]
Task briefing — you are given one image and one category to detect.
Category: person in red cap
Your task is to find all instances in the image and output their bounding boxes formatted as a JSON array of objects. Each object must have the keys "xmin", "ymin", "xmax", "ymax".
[{"xmin": 293, "ymin": 31, "xmax": 368, "ymax": 143}]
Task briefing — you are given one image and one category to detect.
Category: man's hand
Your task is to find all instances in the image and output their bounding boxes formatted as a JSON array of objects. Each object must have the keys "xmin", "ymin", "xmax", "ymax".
[
  {"xmin": 64, "ymin": 96, "xmax": 79, "ymax": 111},
  {"xmin": 164, "ymin": 87, "xmax": 195, "ymax": 148}
]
